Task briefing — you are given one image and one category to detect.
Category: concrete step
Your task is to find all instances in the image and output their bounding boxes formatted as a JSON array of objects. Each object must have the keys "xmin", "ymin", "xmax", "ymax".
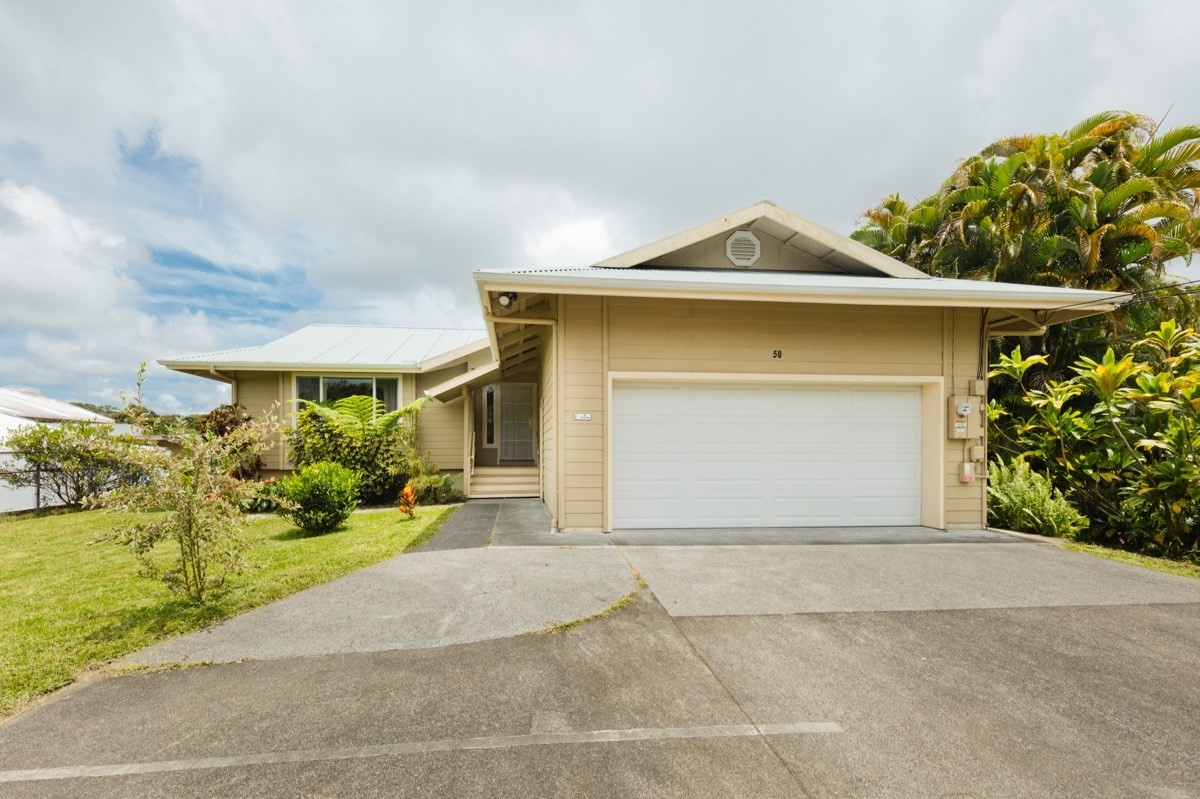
[
  {"xmin": 472, "ymin": 466, "xmax": 538, "ymax": 476},
  {"xmin": 471, "ymin": 477, "xmax": 541, "ymax": 488},
  {"xmin": 469, "ymin": 490, "xmax": 541, "ymax": 499}
]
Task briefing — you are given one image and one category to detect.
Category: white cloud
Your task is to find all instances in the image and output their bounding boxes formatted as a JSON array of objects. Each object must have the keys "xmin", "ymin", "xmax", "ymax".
[
  {"xmin": 0, "ymin": 180, "xmax": 262, "ymax": 409},
  {"xmin": 1, "ymin": 0, "xmax": 1199, "ymax": 409},
  {"xmin": 0, "ymin": 180, "xmax": 134, "ymax": 329},
  {"xmin": 523, "ymin": 217, "xmax": 614, "ymax": 269}
]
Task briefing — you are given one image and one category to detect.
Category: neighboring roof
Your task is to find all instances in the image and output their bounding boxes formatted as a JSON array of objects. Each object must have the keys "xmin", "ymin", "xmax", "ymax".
[
  {"xmin": 595, "ymin": 200, "xmax": 929, "ymax": 279},
  {"xmin": 475, "ymin": 266, "xmax": 1129, "ymax": 311},
  {"xmin": 161, "ymin": 325, "xmax": 489, "ymax": 372},
  {"xmin": 0, "ymin": 388, "xmax": 114, "ymax": 424}
]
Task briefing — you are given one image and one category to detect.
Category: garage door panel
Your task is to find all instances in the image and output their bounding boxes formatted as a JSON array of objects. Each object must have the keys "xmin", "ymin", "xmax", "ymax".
[{"xmin": 612, "ymin": 382, "xmax": 922, "ymax": 529}]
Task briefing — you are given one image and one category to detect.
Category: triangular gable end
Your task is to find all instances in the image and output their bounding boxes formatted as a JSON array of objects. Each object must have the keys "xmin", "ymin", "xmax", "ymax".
[{"xmin": 594, "ymin": 200, "xmax": 929, "ymax": 280}]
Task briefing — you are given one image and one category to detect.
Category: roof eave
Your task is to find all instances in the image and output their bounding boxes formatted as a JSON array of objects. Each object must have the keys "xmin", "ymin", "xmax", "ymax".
[
  {"xmin": 474, "ymin": 272, "xmax": 1128, "ymax": 311},
  {"xmin": 158, "ymin": 360, "xmax": 426, "ymax": 375}
]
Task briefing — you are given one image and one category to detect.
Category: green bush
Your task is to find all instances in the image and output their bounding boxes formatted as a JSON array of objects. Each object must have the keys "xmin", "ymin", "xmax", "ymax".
[
  {"xmin": 243, "ymin": 476, "xmax": 286, "ymax": 514},
  {"xmin": 987, "ymin": 457, "xmax": 1087, "ymax": 539},
  {"xmin": 278, "ymin": 462, "xmax": 360, "ymax": 535},
  {"xmin": 991, "ymin": 322, "xmax": 1200, "ymax": 559},
  {"xmin": 405, "ymin": 472, "xmax": 466, "ymax": 505},
  {"xmin": 0, "ymin": 421, "xmax": 144, "ymax": 506},
  {"xmin": 287, "ymin": 395, "xmax": 424, "ymax": 505}
]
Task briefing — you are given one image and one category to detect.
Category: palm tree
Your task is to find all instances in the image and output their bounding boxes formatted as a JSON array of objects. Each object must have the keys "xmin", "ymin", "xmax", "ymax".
[
  {"xmin": 853, "ymin": 110, "xmax": 1200, "ymax": 297},
  {"xmin": 852, "ymin": 109, "xmax": 1200, "ymax": 394}
]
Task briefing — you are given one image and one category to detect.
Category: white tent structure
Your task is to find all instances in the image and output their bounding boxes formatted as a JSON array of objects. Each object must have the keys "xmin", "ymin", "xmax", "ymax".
[{"xmin": 0, "ymin": 388, "xmax": 114, "ymax": 513}]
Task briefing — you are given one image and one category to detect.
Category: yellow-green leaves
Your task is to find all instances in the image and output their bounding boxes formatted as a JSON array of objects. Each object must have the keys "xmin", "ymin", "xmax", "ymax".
[
  {"xmin": 1073, "ymin": 349, "xmax": 1145, "ymax": 400},
  {"xmin": 989, "ymin": 346, "xmax": 1049, "ymax": 382}
]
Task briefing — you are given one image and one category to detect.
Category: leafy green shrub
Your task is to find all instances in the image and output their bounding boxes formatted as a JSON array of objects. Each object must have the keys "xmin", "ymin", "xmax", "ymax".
[
  {"xmin": 287, "ymin": 395, "xmax": 424, "ymax": 505},
  {"xmin": 102, "ymin": 412, "xmax": 283, "ymax": 602},
  {"xmin": 0, "ymin": 421, "xmax": 144, "ymax": 506},
  {"xmin": 405, "ymin": 472, "xmax": 465, "ymax": 505},
  {"xmin": 243, "ymin": 476, "xmax": 286, "ymax": 514},
  {"xmin": 991, "ymin": 322, "xmax": 1200, "ymax": 559},
  {"xmin": 197, "ymin": 403, "xmax": 266, "ymax": 478},
  {"xmin": 404, "ymin": 454, "xmax": 465, "ymax": 504},
  {"xmin": 278, "ymin": 462, "xmax": 360, "ymax": 535},
  {"xmin": 988, "ymin": 457, "xmax": 1087, "ymax": 539}
]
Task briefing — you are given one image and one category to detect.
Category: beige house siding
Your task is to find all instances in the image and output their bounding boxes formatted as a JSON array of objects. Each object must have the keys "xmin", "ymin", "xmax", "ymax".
[
  {"xmin": 539, "ymin": 325, "xmax": 558, "ymax": 524},
  {"xmin": 233, "ymin": 369, "xmax": 472, "ymax": 475},
  {"xmin": 553, "ymin": 296, "xmax": 986, "ymax": 532},
  {"xmin": 415, "ymin": 366, "xmax": 467, "ymax": 470},
  {"xmin": 558, "ymin": 295, "xmax": 606, "ymax": 530},
  {"xmin": 233, "ymin": 370, "xmax": 292, "ymax": 471}
]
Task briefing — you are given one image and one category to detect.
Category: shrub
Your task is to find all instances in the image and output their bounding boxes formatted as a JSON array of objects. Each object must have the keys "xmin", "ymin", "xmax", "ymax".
[
  {"xmin": 287, "ymin": 395, "xmax": 424, "ymax": 504},
  {"xmin": 101, "ymin": 413, "xmax": 282, "ymax": 602},
  {"xmin": 988, "ymin": 457, "xmax": 1087, "ymax": 539},
  {"xmin": 0, "ymin": 421, "xmax": 144, "ymax": 507},
  {"xmin": 398, "ymin": 486, "xmax": 419, "ymax": 520},
  {"xmin": 278, "ymin": 462, "xmax": 360, "ymax": 535},
  {"xmin": 243, "ymin": 476, "xmax": 286, "ymax": 514},
  {"xmin": 991, "ymin": 322, "xmax": 1200, "ymax": 559},
  {"xmin": 404, "ymin": 452, "xmax": 464, "ymax": 504},
  {"xmin": 197, "ymin": 403, "xmax": 266, "ymax": 479}
]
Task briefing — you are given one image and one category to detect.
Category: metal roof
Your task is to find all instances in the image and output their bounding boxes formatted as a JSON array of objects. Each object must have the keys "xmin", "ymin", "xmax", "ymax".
[
  {"xmin": 161, "ymin": 325, "xmax": 488, "ymax": 371},
  {"xmin": 475, "ymin": 267, "xmax": 1129, "ymax": 309},
  {"xmin": 0, "ymin": 388, "xmax": 114, "ymax": 423}
]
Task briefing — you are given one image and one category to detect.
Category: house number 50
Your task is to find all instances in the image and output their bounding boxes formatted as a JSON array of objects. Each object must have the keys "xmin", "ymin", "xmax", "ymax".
[{"xmin": 772, "ymin": 350, "xmax": 782, "ymax": 359}]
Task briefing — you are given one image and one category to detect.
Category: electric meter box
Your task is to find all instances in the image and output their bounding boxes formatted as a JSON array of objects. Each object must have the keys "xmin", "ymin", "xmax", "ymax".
[{"xmin": 948, "ymin": 395, "xmax": 983, "ymax": 439}]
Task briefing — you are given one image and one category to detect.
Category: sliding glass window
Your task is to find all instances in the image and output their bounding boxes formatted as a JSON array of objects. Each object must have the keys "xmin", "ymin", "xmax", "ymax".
[{"xmin": 296, "ymin": 376, "xmax": 400, "ymax": 412}]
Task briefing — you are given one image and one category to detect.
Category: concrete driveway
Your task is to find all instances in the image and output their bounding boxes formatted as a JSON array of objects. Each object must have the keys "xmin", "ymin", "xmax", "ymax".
[{"xmin": 3, "ymin": 500, "xmax": 1200, "ymax": 798}]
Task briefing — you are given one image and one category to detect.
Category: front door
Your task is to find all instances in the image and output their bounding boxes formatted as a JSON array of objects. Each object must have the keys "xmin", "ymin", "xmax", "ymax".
[{"xmin": 499, "ymin": 384, "xmax": 536, "ymax": 461}]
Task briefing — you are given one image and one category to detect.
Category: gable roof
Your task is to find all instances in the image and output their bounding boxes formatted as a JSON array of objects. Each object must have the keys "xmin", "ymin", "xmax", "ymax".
[
  {"xmin": 595, "ymin": 200, "xmax": 929, "ymax": 279},
  {"xmin": 160, "ymin": 325, "xmax": 488, "ymax": 373},
  {"xmin": 0, "ymin": 388, "xmax": 113, "ymax": 424}
]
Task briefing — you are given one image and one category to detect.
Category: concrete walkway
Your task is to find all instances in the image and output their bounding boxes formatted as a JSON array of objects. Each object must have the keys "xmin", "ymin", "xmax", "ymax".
[{"xmin": 127, "ymin": 500, "xmax": 634, "ymax": 665}]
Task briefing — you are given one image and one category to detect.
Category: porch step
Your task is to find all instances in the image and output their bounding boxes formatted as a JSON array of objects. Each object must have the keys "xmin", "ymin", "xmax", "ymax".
[
  {"xmin": 470, "ymin": 467, "xmax": 540, "ymax": 499},
  {"xmin": 473, "ymin": 466, "xmax": 538, "ymax": 476}
]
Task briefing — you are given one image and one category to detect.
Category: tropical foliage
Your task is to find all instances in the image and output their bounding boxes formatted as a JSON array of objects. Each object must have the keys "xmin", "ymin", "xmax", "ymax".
[
  {"xmin": 853, "ymin": 110, "xmax": 1200, "ymax": 381},
  {"xmin": 196, "ymin": 403, "xmax": 266, "ymax": 478},
  {"xmin": 287, "ymin": 395, "xmax": 426, "ymax": 504},
  {"xmin": 397, "ymin": 485, "xmax": 419, "ymax": 520},
  {"xmin": 986, "ymin": 456, "xmax": 1087, "ymax": 539},
  {"xmin": 991, "ymin": 322, "xmax": 1200, "ymax": 559}
]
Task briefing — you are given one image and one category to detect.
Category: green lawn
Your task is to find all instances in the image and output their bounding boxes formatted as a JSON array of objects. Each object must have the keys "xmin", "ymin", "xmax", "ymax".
[
  {"xmin": 1062, "ymin": 541, "xmax": 1200, "ymax": 581},
  {"xmin": 0, "ymin": 504, "xmax": 458, "ymax": 717}
]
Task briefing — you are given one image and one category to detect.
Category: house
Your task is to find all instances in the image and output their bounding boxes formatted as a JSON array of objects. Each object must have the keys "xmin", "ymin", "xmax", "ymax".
[
  {"xmin": 0, "ymin": 388, "xmax": 116, "ymax": 513},
  {"xmin": 161, "ymin": 201, "xmax": 1125, "ymax": 532}
]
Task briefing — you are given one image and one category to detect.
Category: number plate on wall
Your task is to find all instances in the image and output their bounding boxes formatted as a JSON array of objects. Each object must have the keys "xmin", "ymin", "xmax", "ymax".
[{"xmin": 572, "ymin": 413, "xmax": 592, "ymax": 421}]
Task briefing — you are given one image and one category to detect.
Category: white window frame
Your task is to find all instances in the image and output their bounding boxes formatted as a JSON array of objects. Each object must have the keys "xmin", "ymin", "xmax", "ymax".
[{"xmin": 294, "ymin": 375, "xmax": 401, "ymax": 420}]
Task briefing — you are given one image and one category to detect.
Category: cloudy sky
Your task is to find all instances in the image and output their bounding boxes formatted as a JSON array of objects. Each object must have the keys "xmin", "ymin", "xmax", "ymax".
[{"xmin": 1, "ymin": 1, "xmax": 1198, "ymax": 412}]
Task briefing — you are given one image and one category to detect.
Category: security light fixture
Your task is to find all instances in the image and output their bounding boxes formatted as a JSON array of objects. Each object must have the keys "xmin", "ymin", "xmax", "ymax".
[{"xmin": 497, "ymin": 292, "xmax": 517, "ymax": 308}]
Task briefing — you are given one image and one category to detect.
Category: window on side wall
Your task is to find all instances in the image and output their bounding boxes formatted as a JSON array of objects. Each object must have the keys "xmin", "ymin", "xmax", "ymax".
[
  {"xmin": 483, "ymin": 384, "xmax": 496, "ymax": 447},
  {"xmin": 295, "ymin": 376, "xmax": 400, "ymax": 413}
]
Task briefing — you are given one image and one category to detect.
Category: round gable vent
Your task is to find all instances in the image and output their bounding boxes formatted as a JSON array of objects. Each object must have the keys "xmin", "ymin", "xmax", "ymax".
[{"xmin": 725, "ymin": 230, "xmax": 761, "ymax": 267}]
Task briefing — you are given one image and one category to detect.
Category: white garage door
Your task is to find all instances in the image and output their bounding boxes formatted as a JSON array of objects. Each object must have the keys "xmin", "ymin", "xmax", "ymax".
[{"xmin": 611, "ymin": 382, "xmax": 922, "ymax": 529}]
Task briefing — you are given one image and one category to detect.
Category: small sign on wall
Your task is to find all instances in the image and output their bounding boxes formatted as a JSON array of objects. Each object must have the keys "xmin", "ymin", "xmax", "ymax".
[{"xmin": 572, "ymin": 413, "xmax": 592, "ymax": 421}]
